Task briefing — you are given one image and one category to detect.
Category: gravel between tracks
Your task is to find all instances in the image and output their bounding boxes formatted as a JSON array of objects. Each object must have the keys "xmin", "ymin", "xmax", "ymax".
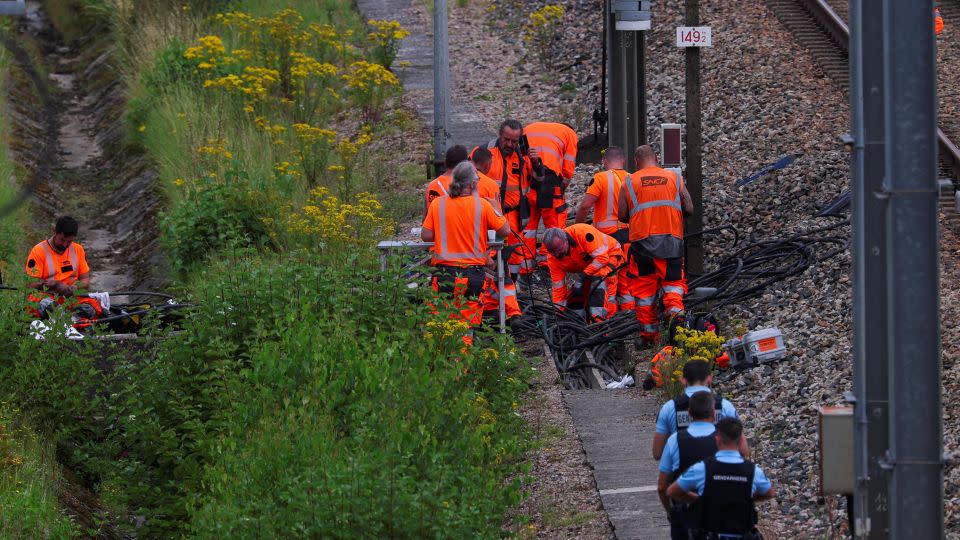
[{"xmin": 419, "ymin": 0, "xmax": 960, "ymax": 535}]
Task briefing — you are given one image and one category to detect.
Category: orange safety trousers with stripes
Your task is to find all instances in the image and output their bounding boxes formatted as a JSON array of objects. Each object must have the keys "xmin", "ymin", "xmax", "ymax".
[
  {"xmin": 631, "ymin": 253, "xmax": 686, "ymax": 342},
  {"xmin": 481, "ymin": 273, "xmax": 522, "ymax": 318},
  {"xmin": 616, "ymin": 241, "xmax": 640, "ymax": 312},
  {"xmin": 429, "ymin": 268, "xmax": 486, "ymax": 346}
]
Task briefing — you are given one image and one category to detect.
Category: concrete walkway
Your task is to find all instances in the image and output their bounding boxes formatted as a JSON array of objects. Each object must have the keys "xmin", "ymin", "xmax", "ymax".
[
  {"xmin": 564, "ymin": 390, "xmax": 671, "ymax": 540},
  {"xmin": 354, "ymin": 0, "xmax": 493, "ymax": 149}
]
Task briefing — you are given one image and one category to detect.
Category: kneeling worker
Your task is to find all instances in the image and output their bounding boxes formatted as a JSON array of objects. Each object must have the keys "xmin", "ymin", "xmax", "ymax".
[
  {"xmin": 422, "ymin": 162, "xmax": 510, "ymax": 342},
  {"xmin": 542, "ymin": 224, "xmax": 623, "ymax": 320},
  {"xmin": 667, "ymin": 418, "xmax": 775, "ymax": 539},
  {"xmin": 25, "ymin": 216, "xmax": 100, "ymax": 319}
]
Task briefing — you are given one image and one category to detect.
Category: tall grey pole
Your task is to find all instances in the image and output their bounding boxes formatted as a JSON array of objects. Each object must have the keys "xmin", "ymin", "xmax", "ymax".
[
  {"xmin": 882, "ymin": 1, "xmax": 942, "ymax": 537},
  {"xmin": 850, "ymin": 0, "xmax": 890, "ymax": 536},
  {"xmin": 433, "ymin": 0, "xmax": 450, "ymax": 175}
]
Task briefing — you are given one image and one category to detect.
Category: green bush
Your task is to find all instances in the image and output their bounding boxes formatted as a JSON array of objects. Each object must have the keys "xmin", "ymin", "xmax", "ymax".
[{"xmin": 67, "ymin": 254, "xmax": 532, "ymax": 536}]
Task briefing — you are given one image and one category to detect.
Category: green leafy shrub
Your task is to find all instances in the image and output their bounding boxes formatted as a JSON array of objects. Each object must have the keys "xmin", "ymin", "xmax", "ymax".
[{"xmin": 75, "ymin": 254, "xmax": 531, "ymax": 536}]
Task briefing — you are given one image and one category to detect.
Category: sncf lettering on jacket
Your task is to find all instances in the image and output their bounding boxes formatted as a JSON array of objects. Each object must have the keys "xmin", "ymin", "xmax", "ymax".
[{"xmin": 641, "ymin": 176, "xmax": 669, "ymax": 187}]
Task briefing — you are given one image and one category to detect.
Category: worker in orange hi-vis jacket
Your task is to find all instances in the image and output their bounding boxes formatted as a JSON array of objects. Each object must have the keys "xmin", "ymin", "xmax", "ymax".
[
  {"xmin": 936, "ymin": 7, "xmax": 944, "ymax": 35},
  {"xmin": 574, "ymin": 146, "xmax": 638, "ymax": 311},
  {"xmin": 25, "ymin": 215, "xmax": 102, "ymax": 320},
  {"xmin": 542, "ymin": 224, "xmax": 624, "ymax": 321},
  {"xmin": 472, "ymin": 147, "xmax": 524, "ymax": 321},
  {"xmin": 471, "ymin": 120, "xmax": 534, "ymax": 277},
  {"xmin": 523, "ymin": 121, "xmax": 578, "ymax": 268},
  {"xmin": 422, "ymin": 162, "xmax": 511, "ymax": 345},
  {"xmin": 619, "ymin": 145, "xmax": 694, "ymax": 343}
]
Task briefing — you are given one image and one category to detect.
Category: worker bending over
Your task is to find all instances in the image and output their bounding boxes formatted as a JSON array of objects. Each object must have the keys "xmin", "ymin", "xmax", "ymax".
[
  {"xmin": 619, "ymin": 145, "xmax": 693, "ymax": 343},
  {"xmin": 667, "ymin": 418, "xmax": 775, "ymax": 539},
  {"xmin": 422, "ymin": 162, "xmax": 510, "ymax": 343},
  {"xmin": 524, "ymin": 121, "xmax": 578, "ymax": 267},
  {"xmin": 575, "ymin": 146, "xmax": 637, "ymax": 310},
  {"xmin": 25, "ymin": 216, "xmax": 101, "ymax": 320},
  {"xmin": 472, "ymin": 120, "xmax": 533, "ymax": 276},
  {"xmin": 542, "ymin": 224, "xmax": 623, "ymax": 320}
]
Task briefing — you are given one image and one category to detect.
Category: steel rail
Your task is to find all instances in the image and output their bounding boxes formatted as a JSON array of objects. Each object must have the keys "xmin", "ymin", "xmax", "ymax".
[{"xmin": 792, "ymin": 0, "xmax": 960, "ymax": 179}]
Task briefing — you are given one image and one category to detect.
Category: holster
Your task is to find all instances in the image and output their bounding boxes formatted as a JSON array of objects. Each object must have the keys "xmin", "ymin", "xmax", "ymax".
[{"xmin": 537, "ymin": 170, "xmax": 564, "ymax": 209}]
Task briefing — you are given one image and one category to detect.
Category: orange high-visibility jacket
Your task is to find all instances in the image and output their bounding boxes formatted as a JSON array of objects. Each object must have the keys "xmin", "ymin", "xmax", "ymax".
[
  {"xmin": 25, "ymin": 240, "xmax": 89, "ymax": 285},
  {"xmin": 425, "ymin": 172, "xmax": 501, "ymax": 214},
  {"xmin": 424, "ymin": 173, "xmax": 452, "ymax": 214},
  {"xmin": 936, "ymin": 9, "xmax": 944, "ymax": 35},
  {"xmin": 423, "ymin": 194, "xmax": 506, "ymax": 267},
  {"xmin": 586, "ymin": 168, "xmax": 629, "ymax": 234},
  {"xmin": 548, "ymin": 224, "xmax": 624, "ymax": 305},
  {"xmin": 624, "ymin": 166, "xmax": 685, "ymax": 243},
  {"xmin": 472, "ymin": 143, "xmax": 531, "ymax": 212},
  {"xmin": 524, "ymin": 122, "xmax": 578, "ymax": 179}
]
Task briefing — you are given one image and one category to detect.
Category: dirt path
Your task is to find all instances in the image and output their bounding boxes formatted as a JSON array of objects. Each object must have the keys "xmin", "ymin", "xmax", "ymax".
[{"xmin": 17, "ymin": 1, "xmax": 160, "ymax": 292}]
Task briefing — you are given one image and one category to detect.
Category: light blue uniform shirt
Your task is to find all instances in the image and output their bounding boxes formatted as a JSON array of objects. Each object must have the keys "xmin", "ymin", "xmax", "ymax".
[
  {"xmin": 655, "ymin": 385, "xmax": 739, "ymax": 435},
  {"xmin": 676, "ymin": 449, "xmax": 771, "ymax": 496},
  {"xmin": 659, "ymin": 421, "xmax": 716, "ymax": 474}
]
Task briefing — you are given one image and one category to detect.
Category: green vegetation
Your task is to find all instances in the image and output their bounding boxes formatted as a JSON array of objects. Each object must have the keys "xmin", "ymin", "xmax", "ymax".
[{"xmin": 0, "ymin": 0, "xmax": 534, "ymax": 537}]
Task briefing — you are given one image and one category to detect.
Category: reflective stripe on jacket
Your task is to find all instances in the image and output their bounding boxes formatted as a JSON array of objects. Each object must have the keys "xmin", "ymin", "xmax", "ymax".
[
  {"xmin": 523, "ymin": 122, "xmax": 578, "ymax": 179},
  {"xmin": 547, "ymin": 223, "xmax": 624, "ymax": 305},
  {"xmin": 624, "ymin": 166, "xmax": 684, "ymax": 243}
]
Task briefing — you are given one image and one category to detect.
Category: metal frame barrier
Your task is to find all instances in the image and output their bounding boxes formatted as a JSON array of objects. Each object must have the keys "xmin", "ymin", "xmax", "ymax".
[{"xmin": 377, "ymin": 240, "xmax": 507, "ymax": 333}]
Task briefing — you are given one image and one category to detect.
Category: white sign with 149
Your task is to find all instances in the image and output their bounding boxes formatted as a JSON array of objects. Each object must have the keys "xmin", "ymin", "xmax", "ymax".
[{"xmin": 676, "ymin": 26, "xmax": 712, "ymax": 47}]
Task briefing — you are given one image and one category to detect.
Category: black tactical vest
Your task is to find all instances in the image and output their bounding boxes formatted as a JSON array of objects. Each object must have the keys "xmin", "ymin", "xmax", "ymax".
[
  {"xmin": 670, "ymin": 428, "xmax": 719, "ymax": 528},
  {"xmin": 699, "ymin": 457, "xmax": 757, "ymax": 534},
  {"xmin": 674, "ymin": 392, "xmax": 723, "ymax": 431}
]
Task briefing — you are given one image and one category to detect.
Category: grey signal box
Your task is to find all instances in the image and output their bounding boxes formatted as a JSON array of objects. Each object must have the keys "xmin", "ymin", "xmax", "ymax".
[
  {"xmin": 0, "ymin": 1, "xmax": 24, "ymax": 15},
  {"xmin": 613, "ymin": 0, "xmax": 650, "ymax": 31}
]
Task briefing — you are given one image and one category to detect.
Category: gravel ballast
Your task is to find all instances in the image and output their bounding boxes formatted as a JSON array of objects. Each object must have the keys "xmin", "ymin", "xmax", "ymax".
[{"xmin": 402, "ymin": 0, "xmax": 960, "ymax": 535}]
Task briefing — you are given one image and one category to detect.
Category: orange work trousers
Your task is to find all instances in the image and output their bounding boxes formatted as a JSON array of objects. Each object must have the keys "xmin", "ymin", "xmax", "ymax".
[
  {"xmin": 481, "ymin": 273, "xmax": 522, "ymax": 318},
  {"xmin": 631, "ymin": 253, "xmax": 686, "ymax": 342},
  {"xmin": 430, "ymin": 265, "xmax": 486, "ymax": 345},
  {"xmin": 523, "ymin": 191, "xmax": 568, "ymax": 273}
]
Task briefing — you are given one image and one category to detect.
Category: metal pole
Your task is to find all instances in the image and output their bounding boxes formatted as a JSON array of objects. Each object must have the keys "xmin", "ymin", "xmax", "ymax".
[
  {"xmin": 850, "ymin": 0, "xmax": 890, "ymax": 535},
  {"xmin": 433, "ymin": 0, "xmax": 450, "ymax": 175},
  {"xmin": 496, "ymin": 246, "xmax": 506, "ymax": 333},
  {"xmin": 684, "ymin": 0, "xmax": 703, "ymax": 275},
  {"xmin": 638, "ymin": 30, "xmax": 647, "ymax": 149},
  {"xmin": 882, "ymin": 1, "xmax": 942, "ymax": 537},
  {"xmin": 607, "ymin": 2, "xmax": 620, "ymax": 151}
]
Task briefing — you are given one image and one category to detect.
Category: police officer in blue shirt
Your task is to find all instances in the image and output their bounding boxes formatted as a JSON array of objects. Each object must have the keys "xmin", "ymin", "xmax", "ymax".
[
  {"xmin": 652, "ymin": 359, "xmax": 746, "ymax": 460},
  {"xmin": 657, "ymin": 391, "xmax": 719, "ymax": 540},
  {"xmin": 667, "ymin": 418, "xmax": 775, "ymax": 540}
]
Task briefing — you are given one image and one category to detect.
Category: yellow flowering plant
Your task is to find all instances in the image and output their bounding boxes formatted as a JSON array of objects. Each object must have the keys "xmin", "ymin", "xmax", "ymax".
[
  {"xmin": 657, "ymin": 326, "xmax": 726, "ymax": 401},
  {"xmin": 367, "ymin": 19, "xmax": 410, "ymax": 68},
  {"xmin": 283, "ymin": 186, "xmax": 394, "ymax": 255},
  {"xmin": 342, "ymin": 61, "xmax": 401, "ymax": 120},
  {"xmin": 523, "ymin": 4, "xmax": 566, "ymax": 68}
]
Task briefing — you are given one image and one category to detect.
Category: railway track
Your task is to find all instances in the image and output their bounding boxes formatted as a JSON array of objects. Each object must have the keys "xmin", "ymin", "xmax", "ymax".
[{"xmin": 765, "ymin": 0, "xmax": 960, "ymax": 198}]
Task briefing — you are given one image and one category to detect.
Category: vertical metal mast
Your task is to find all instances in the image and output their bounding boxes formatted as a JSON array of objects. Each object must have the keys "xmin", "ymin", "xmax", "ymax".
[
  {"xmin": 881, "ymin": 0, "xmax": 942, "ymax": 536},
  {"xmin": 433, "ymin": 0, "xmax": 450, "ymax": 174}
]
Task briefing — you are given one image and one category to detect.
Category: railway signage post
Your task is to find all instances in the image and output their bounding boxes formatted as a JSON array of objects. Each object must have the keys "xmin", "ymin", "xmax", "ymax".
[
  {"xmin": 607, "ymin": 0, "xmax": 649, "ymax": 169},
  {"xmin": 681, "ymin": 0, "xmax": 705, "ymax": 275}
]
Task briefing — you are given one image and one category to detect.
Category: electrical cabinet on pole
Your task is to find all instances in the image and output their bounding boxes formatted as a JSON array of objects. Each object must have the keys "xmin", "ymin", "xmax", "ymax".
[
  {"xmin": 433, "ymin": 0, "xmax": 450, "ymax": 175},
  {"xmin": 607, "ymin": 1, "xmax": 649, "ymax": 171},
  {"xmin": 849, "ymin": 0, "xmax": 890, "ymax": 535}
]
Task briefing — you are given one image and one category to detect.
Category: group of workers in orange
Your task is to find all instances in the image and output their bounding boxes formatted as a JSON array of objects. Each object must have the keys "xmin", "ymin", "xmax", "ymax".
[{"xmin": 420, "ymin": 119, "xmax": 694, "ymax": 344}]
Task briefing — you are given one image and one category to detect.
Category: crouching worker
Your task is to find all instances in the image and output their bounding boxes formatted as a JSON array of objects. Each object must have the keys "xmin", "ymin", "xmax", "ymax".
[
  {"xmin": 422, "ymin": 162, "xmax": 510, "ymax": 345},
  {"xmin": 25, "ymin": 216, "xmax": 101, "ymax": 320},
  {"xmin": 542, "ymin": 224, "xmax": 624, "ymax": 320},
  {"xmin": 667, "ymin": 418, "xmax": 775, "ymax": 540}
]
